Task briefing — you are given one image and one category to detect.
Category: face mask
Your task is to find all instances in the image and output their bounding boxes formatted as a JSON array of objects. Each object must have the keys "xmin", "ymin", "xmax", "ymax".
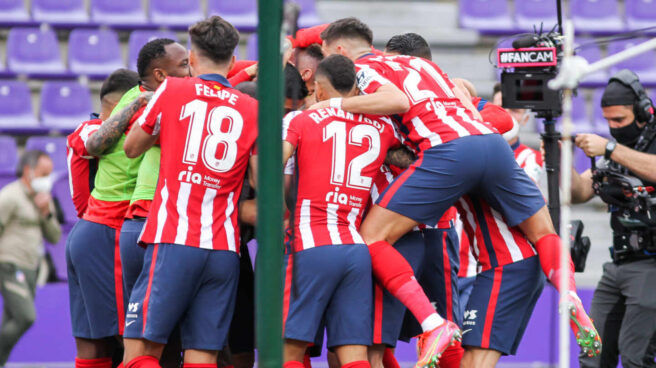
[
  {"xmin": 31, "ymin": 175, "xmax": 53, "ymax": 193},
  {"xmin": 610, "ymin": 120, "xmax": 643, "ymax": 146}
]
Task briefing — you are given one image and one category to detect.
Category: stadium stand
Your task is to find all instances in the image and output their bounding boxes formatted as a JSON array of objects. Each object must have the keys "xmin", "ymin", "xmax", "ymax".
[
  {"xmin": 571, "ymin": 0, "xmax": 623, "ymax": 34},
  {"xmin": 150, "ymin": 0, "xmax": 204, "ymax": 27},
  {"xmin": 7, "ymin": 27, "xmax": 65, "ymax": 75},
  {"xmin": 625, "ymin": 0, "xmax": 656, "ymax": 30},
  {"xmin": 0, "ymin": 80, "xmax": 39, "ymax": 129},
  {"xmin": 459, "ymin": 0, "xmax": 515, "ymax": 33},
  {"xmin": 32, "ymin": 0, "xmax": 89, "ymax": 25},
  {"xmin": 40, "ymin": 81, "xmax": 92, "ymax": 131},
  {"xmin": 515, "ymin": 0, "xmax": 558, "ymax": 32},
  {"xmin": 68, "ymin": 28, "xmax": 123, "ymax": 76},
  {"xmin": 0, "ymin": 0, "xmax": 29, "ymax": 23},
  {"xmin": 207, "ymin": 0, "xmax": 258, "ymax": 31},
  {"xmin": 90, "ymin": 0, "xmax": 147, "ymax": 26},
  {"xmin": 608, "ymin": 38, "xmax": 656, "ymax": 84},
  {"xmin": 128, "ymin": 30, "xmax": 179, "ymax": 71},
  {"xmin": 24, "ymin": 136, "xmax": 68, "ymax": 173}
]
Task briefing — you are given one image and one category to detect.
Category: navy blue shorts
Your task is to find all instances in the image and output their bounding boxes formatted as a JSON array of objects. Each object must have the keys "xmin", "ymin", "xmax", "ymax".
[
  {"xmin": 377, "ymin": 134, "xmax": 545, "ymax": 227},
  {"xmin": 399, "ymin": 227, "xmax": 462, "ymax": 342},
  {"xmin": 119, "ymin": 218, "xmax": 146, "ymax": 305},
  {"xmin": 461, "ymin": 255, "xmax": 545, "ymax": 355},
  {"xmin": 373, "ymin": 230, "xmax": 425, "ymax": 347},
  {"xmin": 124, "ymin": 243, "xmax": 239, "ymax": 351},
  {"xmin": 457, "ymin": 276, "xmax": 476, "ymax": 318},
  {"xmin": 66, "ymin": 219, "xmax": 125, "ymax": 339},
  {"xmin": 283, "ymin": 244, "xmax": 372, "ymax": 348}
]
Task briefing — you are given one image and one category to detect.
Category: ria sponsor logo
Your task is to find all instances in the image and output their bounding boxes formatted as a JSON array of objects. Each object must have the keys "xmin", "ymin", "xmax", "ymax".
[
  {"xmin": 325, "ymin": 187, "xmax": 348, "ymax": 205},
  {"xmin": 178, "ymin": 166, "xmax": 202, "ymax": 184}
]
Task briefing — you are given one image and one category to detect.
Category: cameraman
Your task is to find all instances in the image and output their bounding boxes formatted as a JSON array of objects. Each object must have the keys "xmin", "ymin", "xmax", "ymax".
[{"xmin": 573, "ymin": 70, "xmax": 656, "ymax": 368}]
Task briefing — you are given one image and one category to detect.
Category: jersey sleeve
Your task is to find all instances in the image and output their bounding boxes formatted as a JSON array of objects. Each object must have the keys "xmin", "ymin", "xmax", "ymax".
[
  {"xmin": 355, "ymin": 64, "xmax": 390, "ymax": 95},
  {"xmin": 68, "ymin": 120, "xmax": 102, "ymax": 159},
  {"xmin": 282, "ymin": 111, "xmax": 303, "ymax": 148},
  {"xmin": 136, "ymin": 78, "xmax": 171, "ymax": 135}
]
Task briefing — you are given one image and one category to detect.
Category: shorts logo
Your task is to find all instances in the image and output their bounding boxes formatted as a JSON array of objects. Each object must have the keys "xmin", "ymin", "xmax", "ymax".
[
  {"xmin": 128, "ymin": 302, "xmax": 140, "ymax": 313},
  {"xmin": 463, "ymin": 309, "xmax": 477, "ymax": 326}
]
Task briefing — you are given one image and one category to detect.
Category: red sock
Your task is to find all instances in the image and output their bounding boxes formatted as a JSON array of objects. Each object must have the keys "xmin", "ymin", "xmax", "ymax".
[
  {"xmin": 183, "ymin": 365, "xmax": 217, "ymax": 368},
  {"xmin": 368, "ymin": 241, "xmax": 436, "ymax": 325},
  {"xmin": 535, "ymin": 234, "xmax": 576, "ymax": 292},
  {"xmin": 341, "ymin": 361, "xmax": 370, "ymax": 368},
  {"xmin": 382, "ymin": 348, "xmax": 400, "ymax": 368},
  {"xmin": 75, "ymin": 358, "xmax": 112, "ymax": 368},
  {"xmin": 438, "ymin": 341, "xmax": 464, "ymax": 368},
  {"xmin": 126, "ymin": 356, "xmax": 161, "ymax": 368},
  {"xmin": 303, "ymin": 351, "xmax": 312, "ymax": 368},
  {"xmin": 284, "ymin": 362, "xmax": 305, "ymax": 368}
]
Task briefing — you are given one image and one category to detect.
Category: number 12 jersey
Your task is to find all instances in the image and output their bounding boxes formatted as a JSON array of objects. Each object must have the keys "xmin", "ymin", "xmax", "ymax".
[
  {"xmin": 283, "ymin": 107, "xmax": 400, "ymax": 252},
  {"xmin": 137, "ymin": 74, "xmax": 258, "ymax": 252}
]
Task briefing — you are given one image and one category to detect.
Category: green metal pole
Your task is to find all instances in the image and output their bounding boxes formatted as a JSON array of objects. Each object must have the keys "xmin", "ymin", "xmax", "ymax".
[{"xmin": 255, "ymin": 0, "xmax": 284, "ymax": 367}]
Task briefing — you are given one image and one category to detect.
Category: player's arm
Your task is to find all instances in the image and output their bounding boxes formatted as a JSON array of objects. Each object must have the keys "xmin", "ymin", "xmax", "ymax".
[
  {"xmin": 86, "ymin": 92, "xmax": 153, "ymax": 156},
  {"xmin": 453, "ymin": 84, "xmax": 483, "ymax": 121},
  {"xmin": 124, "ymin": 124, "xmax": 158, "ymax": 158},
  {"xmin": 313, "ymin": 83, "xmax": 409, "ymax": 115}
]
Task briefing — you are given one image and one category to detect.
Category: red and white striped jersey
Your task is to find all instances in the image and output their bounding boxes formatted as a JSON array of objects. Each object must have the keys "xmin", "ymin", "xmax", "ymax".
[
  {"xmin": 137, "ymin": 74, "xmax": 258, "ymax": 252},
  {"xmin": 67, "ymin": 118, "xmax": 101, "ymax": 218},
  {"xmin": 513, "ymin": 143, "xmax": 543, "ymax": 184},
  {"xmin": 355, "ymin": 54, "xmax": 495, "ymax": 154},
  {"xmin": 283, "ymin": 107, "xmax": 400, "ymax": 252}
]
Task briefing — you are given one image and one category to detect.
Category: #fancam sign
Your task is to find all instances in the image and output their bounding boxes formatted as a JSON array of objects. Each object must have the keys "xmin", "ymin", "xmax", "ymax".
[{"xmin": 497, "ymin": 47, "xmax": 557, "ymax": 68}]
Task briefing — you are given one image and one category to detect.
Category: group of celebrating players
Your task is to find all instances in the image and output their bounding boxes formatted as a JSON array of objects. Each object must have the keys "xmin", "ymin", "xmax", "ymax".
[{"xmin": 65, "ymin": 14, "xmax": 602, "ymax": 368}]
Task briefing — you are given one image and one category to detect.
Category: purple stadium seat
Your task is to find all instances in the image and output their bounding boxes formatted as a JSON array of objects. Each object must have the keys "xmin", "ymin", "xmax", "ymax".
[
  {"xmin": 32, "ymin": 0, "xmax": 88, "ymax": 24},
  {"xmin": 129, "ymin": 30, "xmax": 179, "ymax": 71},
  {"xmin": 40, "ymin": 82, "xmax": 92, "ymax": 131},
  {"xmin": 576, "ymin": 42, "xmax": 608, "ymax": 84},
  {"xmin": 7, "ymin": 27, "xmax": 65, "ymax": 75},
  {"xmin": 574, "ymin": 147, "xmax": 592, "ymax": 173},
  {"xmin": 0, "ymin": 80, "xmax": 39, "ymax": 128},
  {"xmin": 90, "ymin": 0, "xmax": 146, "ymax": 25},
  {"xmin": 150, "ymin": 0, "xmax": 202, "ymax": 27},
  {"xmin": 53, "ymin": 175, "xmax": 77, "ymax": 225},
  {"xmin": 69, "ymin": 28, "xmax": 123, "ymax": 76},
  {"xmin": 25, "ymin": 136, "xmax": 68, "ymax": 173},
  {"xmin": 247, "ymin": 34, "xmax": 258, "ymax": 61},
  {"xmin": 0, "ymin": 0, "xmax": 29, "ymax": 22},
  {"xmin": 0, "ymin": 136, "xmax": 17, "ymax": 174},
  {"xmin": 592, "ymin": 89, "xmax": 609, "ymax": 135},
  {"xmin": 207, "ymin": 0, "xmax": 257, "ymax": 31},
  {"xmin": 459, "ymin": 0, "xmax": 514, "ymax": 33},
  {"xmin": 515, "ymin": 0, "xmax": 558, "ymax": 32},
  {"xmin": 571, "ymin": 0, "xmax": 623, "ymax": 33},
  {"xmin": 607, "ymin": 39, "xmax": 656, "ymax": 84},
  {"xmin": 45, "ymin": 227, "xmax": 69, "ymax": 280},
  {"xmin": 626, "ymin": 0, "xmax": 656, "ymax": 31},
  {"xmin": 287, "ymin": 0, "xmax": 321, "ymax": 28},
  {"xmin": 571, "ymin": 94, "xmax": 593, "ymax": 134}
]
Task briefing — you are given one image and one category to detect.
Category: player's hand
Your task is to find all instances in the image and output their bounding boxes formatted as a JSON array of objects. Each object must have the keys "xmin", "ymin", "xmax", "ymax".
[
  {"xmin": 309, "ymin": 99, "xmax": 331, "ymax": 110},
  {"xmin": 245, "ymin": 63, "xmax": 258, "ymax": 78},
  {"xmin": 33, "ymin": 192, "xmax": 52, "ymax": 217},
  {"xmin": 575, "ymin": 133, "xmax": 608, "ymax": 157}
]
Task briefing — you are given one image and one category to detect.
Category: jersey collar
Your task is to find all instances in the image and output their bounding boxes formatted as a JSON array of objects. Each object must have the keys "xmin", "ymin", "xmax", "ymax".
[
  {"xmin": 90, "ymin": 112, "xmax": 99, "ymax": 119},
  {"xmin": 511, "ymin": 139, "xmax": 521, "ymax": 151},
  {"xmin": 357, "ymin": 52, "xmax": 375, "ymax": 60},
  {"xmin": 199, "ymin": 73, "xmax": 233, "ymax": 89}
]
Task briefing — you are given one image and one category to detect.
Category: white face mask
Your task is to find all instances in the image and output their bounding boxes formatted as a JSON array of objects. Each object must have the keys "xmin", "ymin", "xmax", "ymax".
[{"xmin": 31, "ymin": 175, "xmax": 53, "ymax": 193}]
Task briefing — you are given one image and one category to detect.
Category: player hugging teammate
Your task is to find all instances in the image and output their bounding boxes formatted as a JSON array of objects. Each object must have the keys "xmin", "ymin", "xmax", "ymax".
[{"xmin": 64, "ymin": 14, "xmax": 601, "ymax": 368}]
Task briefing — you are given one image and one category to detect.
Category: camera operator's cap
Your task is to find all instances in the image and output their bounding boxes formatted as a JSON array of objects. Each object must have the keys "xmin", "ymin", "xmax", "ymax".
[{"xmin": 601, "ymin": 78, "xmax": 637, "ymax": 107}]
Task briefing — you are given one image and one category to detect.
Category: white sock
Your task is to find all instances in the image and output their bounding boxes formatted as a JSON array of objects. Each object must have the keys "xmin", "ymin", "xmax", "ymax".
[{"xmin": 420, "ymin": 313, "xmax": 445, "ymax": 332}]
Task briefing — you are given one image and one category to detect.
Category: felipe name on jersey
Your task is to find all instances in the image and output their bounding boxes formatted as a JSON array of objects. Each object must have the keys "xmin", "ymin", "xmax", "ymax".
[{"xmin": 194, "ymin": 83, "xmax": 239, "ymax": 105}]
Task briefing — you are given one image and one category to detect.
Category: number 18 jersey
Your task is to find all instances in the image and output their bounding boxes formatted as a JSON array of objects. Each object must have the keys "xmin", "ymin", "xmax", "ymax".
[
  {"xmin": 137, "ymin": 74, "xmax": 258, "ymax": 252},
  {"xmin": 283, "ymin": 107, "xmax": 400, "ymax": 252}
]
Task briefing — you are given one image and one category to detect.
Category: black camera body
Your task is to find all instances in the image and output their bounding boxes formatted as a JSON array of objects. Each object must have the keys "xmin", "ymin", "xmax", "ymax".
[
  {"xmin": 497, "ymin": 32, "xmax": 564, "ymax": 119},
  {"xmin": 592, "ymin": 161, "xmax": 656, "ymax": 261}
]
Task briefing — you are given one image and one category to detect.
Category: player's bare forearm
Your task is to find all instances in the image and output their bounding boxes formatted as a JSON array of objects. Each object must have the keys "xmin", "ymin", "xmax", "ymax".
[
  {"xmin": 385, "ymin": 146, "xmax": 416, "ymax": 169},
  {"xmin": 342, "ymin": 86, "xmax": 410, "ymax": 115},
  {"xmin": 571, "ymin": 168, "xmax": 595, "ymax": 204},
  {"xmin": 124, "ymin": 124, "xmax": 158, "ymax": 158},
  {"xmin": 86, "ymin": 93, "xmax": 152, "ymax": 156},
  {"xmin": 610, "ymin": 144, "xmax": 656, "ymax": 184}
]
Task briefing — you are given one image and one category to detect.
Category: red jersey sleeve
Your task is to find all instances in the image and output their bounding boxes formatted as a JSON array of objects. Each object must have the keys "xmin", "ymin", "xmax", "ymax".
[
  {"xmin": 292, "ymin": 24, "xmax": 328, "ymax": 48},
  {"xmin": 479, "ymin": 102, "xmax": 511, "ymax": 135},
  {"xmin": 282, "ymin": 111, "xmax": 303, "ymax": 148},
  {"xmin": 137, "ymin": 78, "xmax": 171, "ymax": 135},
  {"xmin": 356, "ymin": 64, "xmax": 391, "ymax": 95},
  {"xmin": 227, "ymin": 60, "xmax": 257, "ymax": 79},
  {"xmin": 68, "ymin": 119, "xmax": 102, "ymax": 158}
]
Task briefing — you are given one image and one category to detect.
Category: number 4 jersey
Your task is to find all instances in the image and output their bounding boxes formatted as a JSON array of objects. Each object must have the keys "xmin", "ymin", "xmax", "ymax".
[
  {"xmin": 283, "ymin": 107, "xmax": 400, "ymax": 252},
  {"xmin": 137, "ymin": 74, "xmax": 258, "ymax": 252}
]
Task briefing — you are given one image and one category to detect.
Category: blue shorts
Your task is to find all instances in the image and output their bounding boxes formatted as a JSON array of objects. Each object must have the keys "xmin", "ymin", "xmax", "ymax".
[
  {"xmin": 283, "ymin": 244, "xmax": 372, "ymax": 348},
  {"xmin": 461, "ymin": 255, "xmax": 545, "ymax": 355},
  {"xmin": 373, "ymin": 230, "xmax": 425, "ymax": 347},
  {"xmin": 66, "ymin": 219, "xmax": 124, "ymax": 339},
  {"xmin": 377, "ymin": 134, "xmax": 545, "ymax": 227},
  {"xmin": 399, "ymin": 227, "xmax": 462, "ymax": 342},
  {"xmin": 123, "ymin": 243, "xmax": 239, "ymax": 351},
  {"xmin": 457, "ymin": 276, "xmax": 476, "ymax": 318},
  {"xmin": 119, "ymin": 218, "xmax": 146, "ymax": 305}
]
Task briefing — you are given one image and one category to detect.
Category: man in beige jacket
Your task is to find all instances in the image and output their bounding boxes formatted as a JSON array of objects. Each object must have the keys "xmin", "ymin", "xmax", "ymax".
[{"xmin": 0, "ymin": 150, "xmax": 61, "ymax": 366}]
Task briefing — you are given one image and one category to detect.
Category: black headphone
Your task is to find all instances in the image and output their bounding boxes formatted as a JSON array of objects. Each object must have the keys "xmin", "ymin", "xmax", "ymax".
[{"xmin": 608, "ymin": 69, "xmax": 654, "ymax": 123}]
